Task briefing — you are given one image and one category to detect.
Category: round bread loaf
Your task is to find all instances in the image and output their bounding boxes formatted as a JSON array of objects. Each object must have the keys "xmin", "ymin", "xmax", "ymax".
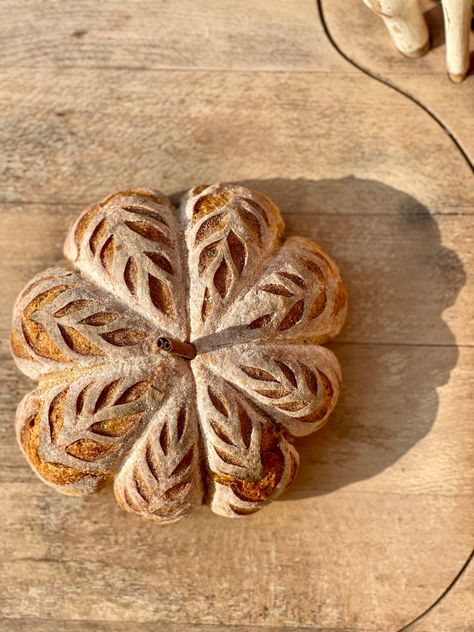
[{"xmin": 11, "ymin": 184, "xmax": 347, "ymax": 521}]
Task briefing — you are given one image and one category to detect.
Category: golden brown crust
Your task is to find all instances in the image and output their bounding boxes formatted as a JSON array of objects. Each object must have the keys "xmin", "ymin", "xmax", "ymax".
[
  {"xmin": 11, "ymin": 184, "xmax": 346, "ymax": 521},
  {"xmin": 18, "ymin": 396, "xmax": 100, "ymax": 493}
]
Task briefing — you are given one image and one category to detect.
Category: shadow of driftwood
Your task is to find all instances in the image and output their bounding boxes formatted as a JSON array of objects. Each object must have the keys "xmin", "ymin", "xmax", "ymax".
[
  {"xmin": 241, "ymin": 177, "xmax": 465, "ymax": 499},
  {"xmin": 423, "ymin": 3, "xmax": 445, "ymax": 51}
]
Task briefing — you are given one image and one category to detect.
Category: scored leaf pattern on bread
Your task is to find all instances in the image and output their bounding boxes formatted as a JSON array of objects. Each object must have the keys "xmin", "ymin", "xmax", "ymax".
[
  {"xmin": 193, "ymin": 360, "xmax": 299, "ymax": 517},
  {"xmin": 15, "ymin": 359, "xmax": 172, "ymax": 495},
  {"xmin": 183, "ymin": 184, "xmax": 284, "ymax": 338},
  {"xmin": 11, "ymin": 267, "xmax": 158, "ymax": 379},
  {"xmin": 114, "ymin": 374, "xmax": 203, "ymax": 522},
  {"xmin": 64, "ymin": 188, "xmax": 188, "ymax": 339},
  {"xmin": 11, "ymin": 184, "xmax": 346, "ymax": 521},
  {"xmin": 200, "ymin": 343, "xmax": 341, "ymax": 438},
  {"xmin": 214, "ymin": 236, "xmax": 347, "ymax": 346}
]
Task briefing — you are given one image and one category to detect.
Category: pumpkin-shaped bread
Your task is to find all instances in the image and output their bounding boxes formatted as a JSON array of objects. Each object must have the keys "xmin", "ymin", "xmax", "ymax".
[{"xmin": 10, "ymin": 184, "xmax": 347, "ymax": 521}]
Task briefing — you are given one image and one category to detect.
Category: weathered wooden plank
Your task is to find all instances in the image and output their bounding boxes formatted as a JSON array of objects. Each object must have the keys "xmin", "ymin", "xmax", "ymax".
[
  {"xmin": 0, "ymin": 0, "xmax": 343, "ymax": 72},
  {"xmin": 0, "ymin": 69, "xmax": 472, "ymax": 212},
  {"xmin": 0, "ymin": 622, "xmax": 321, "ymax": 632},
  {"xmin": 391, "ymin": 75, "xmax": 474, "ymax": 159},
  {"xmin": 0, "ymin": 625, "xmax": 377, "ymax": 632},
  {"xmin": 406, "ymin": 556, "xmax": 474, "ymax": 631},
  {"xmin": 1, "ymin": 0, "xmax": 470, "ymax": 168},
  {"xmin": 0, "ymin": 479, "xmax": 471, "ymax": 629}
]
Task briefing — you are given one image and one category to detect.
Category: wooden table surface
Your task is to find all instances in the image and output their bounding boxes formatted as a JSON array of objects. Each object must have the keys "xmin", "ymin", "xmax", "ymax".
[{"xmin": 0, "ymin": 1, "xmax": 472, "ymax": 631}]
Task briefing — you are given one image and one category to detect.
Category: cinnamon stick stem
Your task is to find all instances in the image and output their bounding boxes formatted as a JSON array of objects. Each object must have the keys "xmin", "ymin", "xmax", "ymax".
[{"xmin": 157, "ymin": 336, "xmax": 196, "ymax": 360}]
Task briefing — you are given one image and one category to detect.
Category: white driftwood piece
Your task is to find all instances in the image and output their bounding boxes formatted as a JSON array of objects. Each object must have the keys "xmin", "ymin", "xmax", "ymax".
[
  {"xmin": 442, "ymin": 0, "xmax": 472, "ymax": 82},
  {"xmin": 362, "ymin": 0, "xmax": 430, "ymax": 58}
]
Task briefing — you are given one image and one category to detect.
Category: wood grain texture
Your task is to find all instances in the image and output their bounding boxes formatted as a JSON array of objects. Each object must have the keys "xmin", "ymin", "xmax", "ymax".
[
  {"xmin": 0, "ymin": 0, "xmax": 343, "ymax": 72},
  {"xmin": 323, "ymin": 0, "xmax": 474, "ymax": 160},
  {"xmin": 0, "ymin": 1, "xmax": 472, "ymax": 631},
  {"xmin": 406, "ymin": 555, "xmax": 474, "ymax": 631},
  {"xmin": 0, "ymin": 69, "xmax": 472, "ymax": 210},
  {"xmin": 0, "ymin": 624, "xmax": 308, "ymax": 632}
]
